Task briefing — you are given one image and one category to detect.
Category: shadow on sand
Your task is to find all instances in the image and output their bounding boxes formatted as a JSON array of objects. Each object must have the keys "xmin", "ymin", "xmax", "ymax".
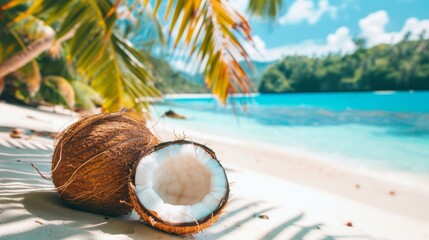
[{"xmin": 0, "ymin": 129, "xmax": 374, "ymax": 240}]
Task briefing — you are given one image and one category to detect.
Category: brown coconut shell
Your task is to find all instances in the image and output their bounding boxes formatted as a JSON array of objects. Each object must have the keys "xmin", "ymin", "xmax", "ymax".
[
  {"xmin": 51, "ymin": 112, "xmax": 160, "ymax": 216},
  {"xmin": 129, "ymin": 140, "xmax": 230, "ymax": 236}
]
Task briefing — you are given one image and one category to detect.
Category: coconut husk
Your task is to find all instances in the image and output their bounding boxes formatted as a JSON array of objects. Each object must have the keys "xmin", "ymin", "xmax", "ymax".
[
  {"xmin": 129, "ymin": 140, "xmax": 230, "ymax": 235},
  {"xmin": 51, "ymin": 112, "xmax": 160, "ymax": 216}
]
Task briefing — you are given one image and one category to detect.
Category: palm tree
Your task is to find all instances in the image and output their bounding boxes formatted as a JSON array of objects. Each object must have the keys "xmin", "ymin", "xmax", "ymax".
[{"xmin": 0, "ymin": 0, "xmax": 282, "ymax": 112}]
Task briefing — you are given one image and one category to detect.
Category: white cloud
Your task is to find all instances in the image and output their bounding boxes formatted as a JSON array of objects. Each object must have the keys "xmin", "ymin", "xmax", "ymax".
[
  {"xmin": 359, "ymin": 10, "xmax": 429, "ymax": 46},
  {"xmin": 247, "ymin": 10, "xmax": 429, "ymax": 62},
  {"xmin": 246, "ymin": 27, "xmax": 356, "ymax": 62},
  {"xmin": 327, "ymin": 27, "xmax": 356, "ymax": 52},
  {"xmin": 359, "ymin": 10, "xmax": 394, "ymax": 46},
  {"xmin": 401, "ymin": 17, "xmax": 429, "ymax": 39},
  {"xmin": 279, "ymin": 0, "xmax": 337, "ymax": 25},
  {"xmin": 171, "ymin": 8, "xmax": 429, "ymax": 68}
]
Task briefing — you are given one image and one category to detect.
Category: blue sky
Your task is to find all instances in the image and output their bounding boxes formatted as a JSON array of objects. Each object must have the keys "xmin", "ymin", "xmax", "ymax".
[{"xmin": 229, "ymin": 0, "xmax": 429, "ymax": 61}]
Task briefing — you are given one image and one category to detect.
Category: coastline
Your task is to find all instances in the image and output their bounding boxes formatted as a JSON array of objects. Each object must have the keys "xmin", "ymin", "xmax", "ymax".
[
  {"xmin": 151, "ymin": 103, "xmax": 429, "ymax": 182},
  {"xmin": 163, "ymin": 90, "xmax": 429, "ymax": 99},
  {"xmin": 163, "ymin": 93, "xmax": 260, "ymax": 99},
  {"xmin": 1, "ymin": 102, "xmax": 428, "ymax": 239},
  {"xmin": 152, "ymin": 120, "xmax": 429, "ymax": 222}
]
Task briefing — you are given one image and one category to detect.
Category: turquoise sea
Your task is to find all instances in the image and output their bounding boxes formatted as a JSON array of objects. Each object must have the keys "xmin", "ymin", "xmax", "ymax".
[{"xmin": 153, "ymin": 91, "xmax": 429, "ymax": 178}]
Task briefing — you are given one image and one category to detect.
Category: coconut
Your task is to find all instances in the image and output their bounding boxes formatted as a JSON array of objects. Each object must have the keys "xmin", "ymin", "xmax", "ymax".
[
  {"xmin": 129, "ymin": 140, "xmax": 230, "ymax": 235},
  {"xmin": 51, "ymin": 112, "xmax": 160, "ymax": 216}
]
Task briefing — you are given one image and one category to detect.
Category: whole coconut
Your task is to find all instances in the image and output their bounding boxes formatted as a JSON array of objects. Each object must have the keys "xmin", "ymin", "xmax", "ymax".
[{"xmin": 51, "ymin": 112, "xmax": 160, "ymax": 216}]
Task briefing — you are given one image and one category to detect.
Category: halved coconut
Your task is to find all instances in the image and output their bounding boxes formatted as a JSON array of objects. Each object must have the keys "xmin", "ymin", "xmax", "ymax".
[{"xmin": 129, "ymin": 140, "xmax": 229, "ymax": 235}]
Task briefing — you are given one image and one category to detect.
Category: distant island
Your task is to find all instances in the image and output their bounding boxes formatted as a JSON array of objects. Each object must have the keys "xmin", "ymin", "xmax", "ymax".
[
  {"xmin": 259, "ymin": 38, "xmax": 429, "ymax": 93},
  {"xmin": 164, "ymin": 38, "xmax": 429, "ymax": 94}
]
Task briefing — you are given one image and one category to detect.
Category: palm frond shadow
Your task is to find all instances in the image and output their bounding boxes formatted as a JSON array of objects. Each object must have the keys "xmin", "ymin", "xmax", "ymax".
[
  {"xmin": 260, "ymin": 213, "xmax": 305, "ymax": 240},
  {"xmin": 0, "ymin": 190, "xmax": 186, "ymax": 239},
  {"xmin": 210, "ymin": 206, "xmax": 278, "ymax": 239},
  {"xmin": 0, "ymin": 128, "xmax": 54, "ymax": 155},
  {"xmin": 204, "ymin": 196, "xmax": 376, "ymax": 240},
  {"xmin": 0, "ymin": 137, "xmax": 53, "ymax": 152},
  {"xmin": 0, "ymin": 132, "xmax": 54, "ymax": 185}
]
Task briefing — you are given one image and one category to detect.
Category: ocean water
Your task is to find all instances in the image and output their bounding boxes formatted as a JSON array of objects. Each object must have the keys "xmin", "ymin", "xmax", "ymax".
[{"xmin": 152, "ymin": 91, "xmax": 429, "ymax": 177}]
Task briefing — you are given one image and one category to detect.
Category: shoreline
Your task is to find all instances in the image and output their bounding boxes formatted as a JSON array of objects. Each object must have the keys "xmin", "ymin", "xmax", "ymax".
[
  {"xmin": 163, "ymin": 93, "xmax": 260, "ymax": 99},
  {"xmin": 163, "ymin": 90, "xmax": 429, "ymax": 99},
  {"xmin": 152, "ymin": 120, "xmax": 429, "ymax": 222},
  {"xmin": 150, "ymin": 106, "xmax": 429, "ymax": 194}
]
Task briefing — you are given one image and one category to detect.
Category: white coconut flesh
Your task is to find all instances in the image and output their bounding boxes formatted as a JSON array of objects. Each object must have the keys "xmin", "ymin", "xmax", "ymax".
[{"xmin": 134, "ymin": 144, "xmax": 227, "ymax": 224}]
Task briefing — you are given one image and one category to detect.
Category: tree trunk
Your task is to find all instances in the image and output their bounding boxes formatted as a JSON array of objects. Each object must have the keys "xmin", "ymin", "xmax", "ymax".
[
  {"xmin": 0, "ymin": 35, "xmax": 54, "ymax": 79},
  {"xmin": 0, "ymin": 28, "xmax": 75, "ymax": 79}
]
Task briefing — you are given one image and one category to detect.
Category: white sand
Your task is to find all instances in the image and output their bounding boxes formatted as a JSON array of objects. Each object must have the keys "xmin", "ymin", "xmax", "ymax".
[{"xmin": 0, "ymin": 102, "xmax": 428, "ymax": 240}]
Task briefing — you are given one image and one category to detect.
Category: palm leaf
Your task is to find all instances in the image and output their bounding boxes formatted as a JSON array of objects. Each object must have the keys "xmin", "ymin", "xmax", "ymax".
[
  {"xmin": 40, "ymin": 75, "xmax": 75, "ymax": 108},
  {"xmin": 156, "ymin": 0, "xmax": 254, "ymax": 104},
  {"xmin": 12, "ymin": 59, "xmax": 41, "ymax": 95},
  {"xmin": 2, "ymin": 0, "xmax": 283, "ymax": 109},
  {"xmin": 116, "ymin": 2, "xmax": 165, "ymax": 49},
  {"xmin": 71, "ymin": 80, "xmax": 101, "ymax": 111},
  {"xmin": 12, "ymin": 0, "xmax": 160, "ymax": 112},
  {"xmin": 247, "ymin": 0, "xmax": 283, "ymax": 20}
]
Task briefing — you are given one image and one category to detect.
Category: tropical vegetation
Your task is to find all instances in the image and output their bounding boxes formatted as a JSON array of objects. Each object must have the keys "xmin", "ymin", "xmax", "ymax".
[
  {"xmin": 0, "ymin": 0, "xmax": 282, "ymax": 112},
  {"xmin": 148, "ymin": 55, "xmax": 209, "ymax": 94},
  {"xmin": 259, "ymin": 38, "xmax": 429, "ymax": 93}
]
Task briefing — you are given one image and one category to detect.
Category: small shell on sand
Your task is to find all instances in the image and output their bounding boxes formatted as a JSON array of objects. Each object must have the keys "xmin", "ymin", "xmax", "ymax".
[{"xmin": 10, "ymin": 128, "xmax": 24, "ymax": 139}]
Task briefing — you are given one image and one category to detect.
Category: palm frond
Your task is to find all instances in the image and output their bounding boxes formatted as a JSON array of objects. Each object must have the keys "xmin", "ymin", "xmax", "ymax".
[
  {"xmin": 157, "ymin": 0, "xmax": 254, "ymax": 104},
  {"xmin": 115, "ymin": 1, "xmax": 165, "ymax": 48},
  {"xmin": 71, "ymin": 80, "xmax": 101, "ymax": 111},
  {"xmin": 12, "ymin": 59, "xmax": 41, "ymax": 95},
  {"xmin": 0, "ymin": 0, "xmax": 31, "ymax": 14},
  {"xmin": 12, "ymin": 0, "xmax": 160, "ymax": 112},
  {"xmin": 247, "ymin": 0, "xmax": 283, "ymax": 20},
  {"xmin": 2, "ymin": 0, "xmax": 283, "ymax": 110},
  {"xmin": 40, "ymin": 75, "xmax": 75, "ymax": 108}
]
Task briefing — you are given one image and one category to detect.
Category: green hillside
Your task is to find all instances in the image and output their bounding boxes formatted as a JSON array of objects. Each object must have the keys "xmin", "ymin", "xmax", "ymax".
[
  {"xmin": 259, "ymin": 39, "xmax": 429, "ymax": 93},
  {"xmin": 147, "ymin": 56, "xmax": 209, "ymax": 94}
]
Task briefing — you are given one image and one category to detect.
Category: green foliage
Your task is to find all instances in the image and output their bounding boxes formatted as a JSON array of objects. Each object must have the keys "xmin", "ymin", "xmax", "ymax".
[
  {"xmin": 0, "ymin": 10, "xmax": 47, "ymax": 95},
  {"xmin": 147, "ymin": 55, "xmax": 209, "ymax": 94},
  {"xmin": 0, "ymin": 76, "xmax": 32, "ymax": 105},
  {"xmin": 1, "ymin": 0, "xmax": 160, "ymax": 112},
  {"xmin": 39, "ymin": 76, "xmax": 74, "ymax": 108},
  {"xmin": 241, "ymin": 61, "xmax": 275, "ymax": 91},
  {"xmin": 152, "ymin": 0, "xmax": 255, "ymax": 104},
  {"xmin": 1, "ymin": 0, "xmax": 285, "ymax": 111},
  {"xmin": 247, "ymin": 0, "xmax": 283, "ymax": 21},
  {"xmin": 258, "ymin": 68, "xmax": 292, "ymax": 93},
  {"xmin": 71, "ymin": 81, "xmax": 101, "ymax": 111},
  {"xmin": 259, "ymin": 39, "xmax": 429, "ymax": 93}
]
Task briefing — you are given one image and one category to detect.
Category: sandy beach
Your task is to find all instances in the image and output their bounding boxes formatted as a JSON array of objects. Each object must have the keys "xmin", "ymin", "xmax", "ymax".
[{"xmin": 1, "ymin": 102, "xmax": 429, "ymax": 240}]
